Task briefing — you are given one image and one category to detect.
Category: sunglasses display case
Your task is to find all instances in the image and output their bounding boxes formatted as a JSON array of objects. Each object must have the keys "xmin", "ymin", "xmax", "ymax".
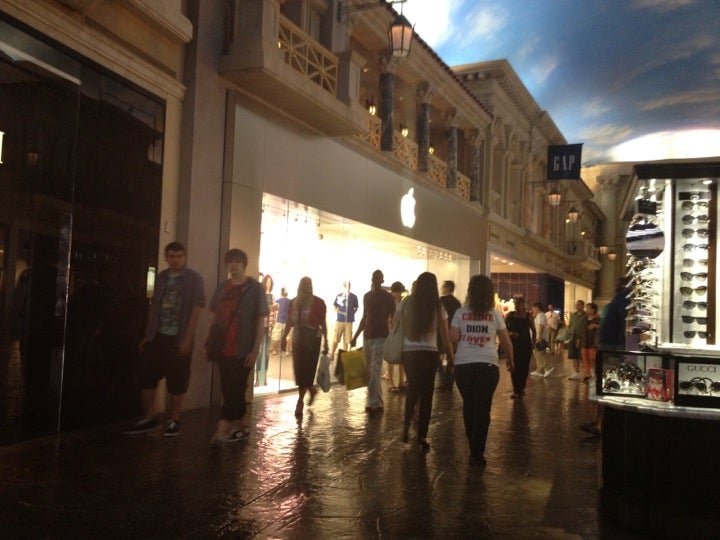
[
  {"xmin": 671, "ymin": 183, "xmax": 715, "ymax": 345},
  {"xmin": 673, "ymin": 356, "xmax": 720, "ymax": 408},
  {"xmin": 596, "ymin": 349, "xmax": 667, "ymax": 397}
]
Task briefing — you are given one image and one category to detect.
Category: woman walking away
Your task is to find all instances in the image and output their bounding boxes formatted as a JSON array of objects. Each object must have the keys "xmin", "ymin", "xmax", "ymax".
[
  {"xmin": 505, "ymin": 297, "xmax": 532, "ymax": 397},
  {"xmin": 283, "ymin": 277, "xmax": 328, "ymax": 418},
  {"xmin": 450, "ymin": 275, "xmax": 514, "ymax": 467},
  {"xmin": 396, "ymin": 272, "xmax": 454, "ymax": 450}
]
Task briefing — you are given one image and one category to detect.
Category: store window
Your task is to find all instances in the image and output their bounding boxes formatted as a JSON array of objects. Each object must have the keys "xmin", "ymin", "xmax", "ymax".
[
  {"xmin": 256, "ymin": 193, "xmax": 468, "ymax": 395},
  {"xmin": 0, "ymin": 18, "xmax": 163, "ymax": 443}
]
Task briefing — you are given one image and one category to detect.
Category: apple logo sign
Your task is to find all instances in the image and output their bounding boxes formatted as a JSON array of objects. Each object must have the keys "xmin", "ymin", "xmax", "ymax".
[{"xmin": 401, "ymin": 188, "xmax": 416, "ymax": 228}]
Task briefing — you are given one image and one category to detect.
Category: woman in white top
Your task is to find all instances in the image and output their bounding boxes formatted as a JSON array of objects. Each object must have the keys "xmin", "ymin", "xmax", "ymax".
[
  {"xmin": 450, "ymin": 275, "xmax": 514, "ymax": 467},
  {"xmin": 394, "ymin": 272, "xmax": 454, "ymax": 449}
]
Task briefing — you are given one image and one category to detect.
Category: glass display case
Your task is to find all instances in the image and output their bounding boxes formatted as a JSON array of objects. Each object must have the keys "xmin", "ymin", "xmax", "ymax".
[
  {"xmin": 595, "ymin": 349, "xmax": 668, "ymax": 397},
  {"xmin": 673, "ymin": 356, "xmax": 720, "ymax": 408}
]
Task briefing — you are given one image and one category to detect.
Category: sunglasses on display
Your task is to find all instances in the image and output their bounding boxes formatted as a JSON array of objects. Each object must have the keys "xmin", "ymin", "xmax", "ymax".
[
  {"xmin": 679, "ymin": 377, "xmax": 711, "ymax": 393},
  {"xmin": 682, "ymin": 301, "xmax": 708, "ymax": 309},
  {"xmin": 680, "ymin": 272, "xmax": 708, "ymax": 281},
  {"xmin": 681, "ymin": 201, "xmax": 709, "ymax": 210},
  {"xmin": 603, "ymin": 380, "xmax": 621, "ymax": 391},
  {"xmin": 681, "ymin": 315, "xmax": 708, "ymax": 324},
  {"xmin": 681, "ymin": 228, "xmax": 709, "ymax": 238},
  {"xmin": 683, "ymin": 330, "xmax": 708, "ymax": 338},
  {"xmin": 683, "ymin": 244, "xmax": 709, "ymax": 252},
  {"xmin": 682, "ymin": 258, "xmax": 709, "ymax": 267},
  {"xmin": 712, "ymin": 382, "xmax": 720, "ymax": 393},
  {"xmin": 682, "ymin": 215, "xmax": 709, "ymax": 224},
  {"xmin": 680, "ymin": 286, "xmax": 708, "ymax": 295}
]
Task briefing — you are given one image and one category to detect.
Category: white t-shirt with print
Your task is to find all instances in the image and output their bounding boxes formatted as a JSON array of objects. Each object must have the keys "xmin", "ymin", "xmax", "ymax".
[{"xmin": 451, "ymin": 307, "xmax": 506, "ymax": 367}]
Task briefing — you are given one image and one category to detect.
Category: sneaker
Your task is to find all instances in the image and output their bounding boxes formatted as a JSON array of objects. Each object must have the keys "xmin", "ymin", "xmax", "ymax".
[
  {"xmin": 123, "ymin": 416, "xmax": 159, "ymax": 435},
  {"xmin": 164, "ymin": 420, "xmax": 181, "ymax": 438},
  {"xmin": 227, "ymin": 426, "xmax": 250, "ymax": 443},
  {"xmin": 568, "ymin": 372, "xmax": 582, "ymax": 380},
  {"xmin": 543, "ymin": 367, "xmax": 555, "ymax": 378},
  {"xmin": 529, "ymin": 370, "xmax": 543, "ymax": 377}
]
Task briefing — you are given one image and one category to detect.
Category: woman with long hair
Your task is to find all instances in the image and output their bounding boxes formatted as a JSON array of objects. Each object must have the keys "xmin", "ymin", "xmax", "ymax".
[
  {"xmin": 505, "ymin": 297, "xmax": 533, "ymax": 397},
  {"xmin": 283, "ymin": 277, "xmax": 328, "ymax": 418},
  {"xmin": 394, "ymin": 272, "xmax": 453, "ymax": 449},
  {"xmin": 450, "ymin": 275, "xmax": 514, "ymax": 466}
]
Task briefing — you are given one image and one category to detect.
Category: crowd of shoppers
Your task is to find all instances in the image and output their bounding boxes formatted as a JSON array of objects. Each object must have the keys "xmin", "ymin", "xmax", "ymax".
[{"xmin": 126, "ymin": 240, "xmax": 621, "ymax": 466}]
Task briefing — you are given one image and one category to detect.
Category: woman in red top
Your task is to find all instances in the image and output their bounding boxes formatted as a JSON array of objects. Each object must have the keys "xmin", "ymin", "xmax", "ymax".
[{"xmin": 284, "ymin": 277, "xmax": 328, "ymax": 418}]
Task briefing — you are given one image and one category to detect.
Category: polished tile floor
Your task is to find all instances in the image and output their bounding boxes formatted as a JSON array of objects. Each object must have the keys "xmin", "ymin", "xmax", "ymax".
[{"xmin": 0, "ymin": 356, "xmax": 651, "ymax": 538}]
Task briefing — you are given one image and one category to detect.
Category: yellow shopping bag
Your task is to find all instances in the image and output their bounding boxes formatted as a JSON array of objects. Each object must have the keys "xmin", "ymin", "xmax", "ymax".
[{"xmin": 339, "ymin": 348, "xmax": 367, "ymax": 391}]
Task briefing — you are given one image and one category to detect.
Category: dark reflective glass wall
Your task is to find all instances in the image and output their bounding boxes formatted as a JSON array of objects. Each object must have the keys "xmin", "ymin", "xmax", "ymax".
[{"xmin": 0, "ymin": 18, "xmax": 163, "ymax": 443}]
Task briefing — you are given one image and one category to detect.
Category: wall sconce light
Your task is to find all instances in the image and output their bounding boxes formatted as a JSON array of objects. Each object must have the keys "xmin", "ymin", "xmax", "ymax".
[
  {"xmin": 337, "ymin": 1, "xmax": 414, "ymax": 57},
  {"xmin": 547, "ymin": 186, "xmax": 562, "ymax": 207},
  {"xmin": 567, "ymin": 206, "xmax": 579, "ymax": 223},
  {"xmin": 428, "ymin": 145, "xmax": 435, "ymax": 155},
  {"xmin": 607, "ymin": 250, "xmax": 617, "ymax": 261},
  {"xmin": 598, "ymin": 245, "xmax": 609, "ymax": 255},
  {"xmin": 580, "ymin": 228, "xmax": 587, "ymax": 237},
  {"xmin": 366, "ymin": 100, "xmax": 377, "ymax": 116},
  {"xmin": 400, "ymin": 124, "xmax": 409, "ymax": 138}
]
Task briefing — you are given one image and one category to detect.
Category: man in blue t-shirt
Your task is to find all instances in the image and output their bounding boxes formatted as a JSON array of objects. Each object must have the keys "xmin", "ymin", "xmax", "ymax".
[{"xmin": 330, "ymin": 281, "xmax": 358, "ymax": 356}]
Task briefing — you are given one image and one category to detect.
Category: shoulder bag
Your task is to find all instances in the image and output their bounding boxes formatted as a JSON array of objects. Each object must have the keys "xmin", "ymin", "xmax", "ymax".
[
  {"xmin": 205, "ymin": 281, "xmax": 251, "ymax": 362},
  {"xmin": 382, "ymin": 301, "xmax": 405, "ymax": 365}
]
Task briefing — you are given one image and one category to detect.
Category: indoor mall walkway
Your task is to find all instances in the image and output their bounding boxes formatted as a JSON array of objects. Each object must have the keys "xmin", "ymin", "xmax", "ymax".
[{"xmin": 0, "ymin": 357, "xmax": 650, "ymax": 539}]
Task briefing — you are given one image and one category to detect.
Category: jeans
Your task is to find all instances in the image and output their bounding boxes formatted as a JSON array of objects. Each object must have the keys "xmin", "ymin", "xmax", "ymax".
[
  {"xmin": 454, "ymin": 362, "xmax": 500, "ymax": 459},
  {"xmin": 363, "ymin": 338, "xmax": 385, "ymax": 408},
  {"xmin": 218, "ymin": 356, "xmax": 252, "ymax": 420},
  {"xmin": 403, "ymin": 349, "xmax": 439, "ymax": 439}
]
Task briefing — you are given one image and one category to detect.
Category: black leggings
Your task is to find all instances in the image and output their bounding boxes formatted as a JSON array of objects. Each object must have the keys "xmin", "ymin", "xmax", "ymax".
[
  {"xmin": 454, "ymin": 362, "xmax": 499, "ymax": 459},
  {"xmin": 218, "ymin": 356, "xmax": 252, "ymax": 421},
  {"xmin": 403, "ymin": 350, "xmax": 439, "ymax": 439}
]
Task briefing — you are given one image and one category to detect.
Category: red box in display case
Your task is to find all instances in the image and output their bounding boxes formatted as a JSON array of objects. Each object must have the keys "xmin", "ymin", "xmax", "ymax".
[{"xmin": 645, "ymin": 368, "xmax": 673, "ymax": 401}]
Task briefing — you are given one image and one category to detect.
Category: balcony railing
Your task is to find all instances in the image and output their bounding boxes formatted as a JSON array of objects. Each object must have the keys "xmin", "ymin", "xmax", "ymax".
[
  {"xmin": 567, "ymin": 239, "xmax": 599, "ymax": 260},
  {"xmin": 393, "ymin": 132, "xmax": 418, "ymax": 170},
  {"xmin": 456, "ymin": 173, "xmax": 471, "ymax": 201},
  {"xmin": 357, "ymin": 114, "xmax": 381, "ymax": 149},
  {"xmin": 428, "ymin": 155, "xmax": 447, "ymax": 188},
  {"xmin": 278, "ymin": 16, "xmax": 338, "ymax": 95}
]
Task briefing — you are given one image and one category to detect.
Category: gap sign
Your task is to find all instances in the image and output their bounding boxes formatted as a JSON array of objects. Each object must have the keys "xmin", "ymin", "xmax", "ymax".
[{"xmin": 547, "ymin": 143, "xmax": 582, "ymax": 180}]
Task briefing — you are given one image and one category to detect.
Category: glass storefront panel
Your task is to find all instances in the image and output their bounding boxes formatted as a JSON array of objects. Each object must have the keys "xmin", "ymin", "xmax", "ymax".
[
  {"xmin": 257, "ymin": 193, "xmax": 468, "ymax": 395},
  {"xmin": 0, "ymin": 18, "xmax": 163, "ymax": 443}
]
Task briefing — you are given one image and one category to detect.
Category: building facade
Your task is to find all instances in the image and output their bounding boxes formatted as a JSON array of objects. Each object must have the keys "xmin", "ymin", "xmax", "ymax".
[{"xmin": 0, "ymin": 0, "xmax": 603, "ymax": 444}]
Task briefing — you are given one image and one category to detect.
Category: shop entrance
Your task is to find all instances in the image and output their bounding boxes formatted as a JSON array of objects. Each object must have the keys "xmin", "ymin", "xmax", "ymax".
[
  {"xmin": 255, "ymin": 194, "xmax": 469, "ymax": 395},
  {"xmin": 0, "ymin": 20, "xmax": 163, "ymax": 444}
]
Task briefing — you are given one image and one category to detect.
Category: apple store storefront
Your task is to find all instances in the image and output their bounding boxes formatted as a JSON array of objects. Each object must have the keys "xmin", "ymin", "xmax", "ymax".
[{"xmin": 253, "ymin": 192, "xmax": 472, "ymax": 395}]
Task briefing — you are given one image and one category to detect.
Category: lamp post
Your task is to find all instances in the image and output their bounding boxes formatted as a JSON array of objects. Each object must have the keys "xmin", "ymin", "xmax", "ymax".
[
  {"xmin": 337, "ymin": 1, "xmax": 414, "ymax": 57},
  {"xmin": 547, "ymin": 186, "xmax": 562, "ymax": 207}
]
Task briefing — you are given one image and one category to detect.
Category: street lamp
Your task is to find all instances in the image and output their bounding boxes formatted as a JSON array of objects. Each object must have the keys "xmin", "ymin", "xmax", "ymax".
[
  {"xmin": 337, "ymin": 1, "xmax": 414, "ymax": 57},
  {"xmin": 567, "ymin": 205, "xmax": 579, "ymax": 223},
  {"xmin": 547, "ymin": 186, "xmax": 562, "ymax": 207}
]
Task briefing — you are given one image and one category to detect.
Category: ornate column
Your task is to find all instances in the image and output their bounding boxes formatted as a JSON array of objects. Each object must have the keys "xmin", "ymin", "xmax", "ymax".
[
  {"xmin": 416, "ymin": 81, "xmax": 433, "ymax": 172},
  {"xmin": 467, "ymin": 129, "xmax": 483, "ymax": 203},
  {"xmin": 379, "ymin": 55, "xmax": 398, "ymax": 152},
  {"xmin": 597, "ymin": 174, "xmax": 623, "ymax": 303},
  {"xmin": 445, "ymin": 108, "xmax": 459, "ymax": 189}
]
